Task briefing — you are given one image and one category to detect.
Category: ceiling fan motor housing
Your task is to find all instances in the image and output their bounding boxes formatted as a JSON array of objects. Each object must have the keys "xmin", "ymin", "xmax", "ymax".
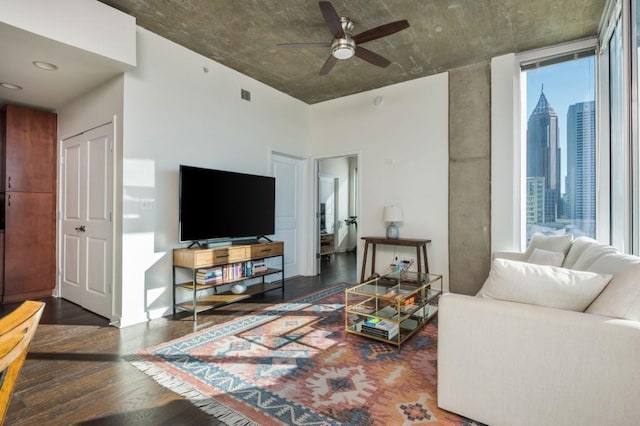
[{"xmin": 331, "ymin": 17, "xmax": 355, "ymax": 59}]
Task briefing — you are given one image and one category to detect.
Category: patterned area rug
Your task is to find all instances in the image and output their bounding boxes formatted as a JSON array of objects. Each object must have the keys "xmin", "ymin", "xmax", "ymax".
[{"xmin": 126, "ymin": 283, "xmax": 479, "ymax": 425}]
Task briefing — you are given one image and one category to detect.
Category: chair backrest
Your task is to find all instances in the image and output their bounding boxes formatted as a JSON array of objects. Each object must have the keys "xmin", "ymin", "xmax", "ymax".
[{"xmin": 0, "ymin": 301, "xmax": 45, "ymax": 424}]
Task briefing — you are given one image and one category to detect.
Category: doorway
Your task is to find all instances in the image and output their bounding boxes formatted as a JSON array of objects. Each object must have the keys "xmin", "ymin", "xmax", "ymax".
[
  {"xmin": 316, "ymin": 155, "xmax": 358, "ymax": 282},
  {"xmin": 272, "ymin": 152, "xmax": 305, "ymax": 278},
  {"xmin": 59, "ymin": 123, "xmax": 114, "ymax": 319}
]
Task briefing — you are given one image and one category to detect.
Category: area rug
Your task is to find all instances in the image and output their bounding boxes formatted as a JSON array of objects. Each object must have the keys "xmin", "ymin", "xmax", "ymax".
[{"xmin": 126, "ymin": 283, "xmax": 479, "ymax": 425}]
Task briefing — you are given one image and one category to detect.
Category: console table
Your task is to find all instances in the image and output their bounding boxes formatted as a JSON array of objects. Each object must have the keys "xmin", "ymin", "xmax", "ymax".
[
  {"xmin": 360, "ymin": 237, "xmax": 431, "ymax": 282},
  {"xmin": 173, "ymin": 241, "xmax": 284, "ymax": 320}
]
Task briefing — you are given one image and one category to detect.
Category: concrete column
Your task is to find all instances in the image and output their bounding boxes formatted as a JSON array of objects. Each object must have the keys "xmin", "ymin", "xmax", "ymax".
[{"xmin": 448, "ymin": 61, "xmax": 492, "ymax": 295}]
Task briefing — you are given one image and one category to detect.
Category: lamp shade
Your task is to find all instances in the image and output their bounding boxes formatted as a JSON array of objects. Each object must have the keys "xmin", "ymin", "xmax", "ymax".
[{"xmin": 383, "ymin": 206, "xmax": 403, "ymax": 223}]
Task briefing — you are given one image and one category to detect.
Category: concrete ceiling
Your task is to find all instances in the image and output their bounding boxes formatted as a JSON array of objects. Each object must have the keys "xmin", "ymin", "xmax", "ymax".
[
  {"xmin": 97, "ymin": 0, "xmax": 606, "ymax": 104},
  {"xmin": 0, "ymin": 1, "xmax": 606, "ymax": 110}
]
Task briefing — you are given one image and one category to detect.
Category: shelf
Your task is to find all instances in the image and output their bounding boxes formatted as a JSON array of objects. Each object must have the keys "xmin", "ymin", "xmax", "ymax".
[
  {"xmin": 224, "ymin": 268, "xmax": 283, "ymax": 285},
  {"xmin": 175, "ymin": 282, "xmax": 284, "ymax": 313},
  {"xmin": 344, "ymin": 272, "xmax": 442, "ymax": 348},
  {"xmin": 173, "ymin": 242, "xmax": 285, "ymax": 320},
  {"xmin": 176, "ymin": 281, "xmax": 221, "ymax": 291},
  {"xmin": 176, "ymin": 268, "xmax": 283, "ymax": 291}
]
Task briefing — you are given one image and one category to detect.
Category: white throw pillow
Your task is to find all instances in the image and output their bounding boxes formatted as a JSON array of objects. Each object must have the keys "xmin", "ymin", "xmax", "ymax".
[
  {"xmin": 523, "ymin": 233, "xmax": 573, "ymax": 260},
  {"xmin": 527, "ymin": 248, "xmax": 565, "ymax": 267},
  {"xmin": 478, "ymin": 258, "xmax": 612, "ymax": 312}
]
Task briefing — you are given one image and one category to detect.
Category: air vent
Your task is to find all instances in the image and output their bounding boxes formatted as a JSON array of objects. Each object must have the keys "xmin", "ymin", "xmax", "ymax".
[{"xmin": 241, "ymin": 89, "xmax": 251, "ymax": 101}]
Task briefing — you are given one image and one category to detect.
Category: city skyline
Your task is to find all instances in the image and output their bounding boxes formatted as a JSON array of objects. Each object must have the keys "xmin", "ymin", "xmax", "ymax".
[
  {"xmin": 525, "ymin": 69, "xmax": 596, "ymax": 239},
  {"xmin": 525, "ymin": 55, "xmax": 595, "ymax": 194}
]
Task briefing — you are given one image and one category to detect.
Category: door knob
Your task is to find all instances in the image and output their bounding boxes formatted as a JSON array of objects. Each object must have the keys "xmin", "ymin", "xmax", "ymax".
[{"xmin": 75, "ymin": 225, "xmax": 86, "ymax": 232}]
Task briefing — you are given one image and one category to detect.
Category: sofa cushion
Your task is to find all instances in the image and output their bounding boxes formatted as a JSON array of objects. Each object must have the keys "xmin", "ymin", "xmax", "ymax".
[
  {"xmin": 586, "ymin": 252, "xmax": 640, "ymax": 275},
  {"xmin": 524, "ymin": 234, "xmax": 573, "ymax": 259},
  {"xmin": 571, "ymin": 244, "xmax": 619, "ymax": 271},
  {"xmin": 527, "ymin": 248, "xmax": 565, "ymax": 266},
  {"xmin": 562, "ymin": 237, "xmax": 599, "ymax": 269},
  {"xmin": 586, "ymin": 263, "xmax": 640, "ymax": 321},
  {"xmin": 478, "ymin": 258, "xmax": 612, "ymax": 312}
]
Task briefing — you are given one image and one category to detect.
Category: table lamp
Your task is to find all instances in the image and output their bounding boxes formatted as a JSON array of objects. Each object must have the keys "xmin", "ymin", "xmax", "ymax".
[{"xmin": 383, "ymin": 206, "xmax": 403, "ymax": 239}]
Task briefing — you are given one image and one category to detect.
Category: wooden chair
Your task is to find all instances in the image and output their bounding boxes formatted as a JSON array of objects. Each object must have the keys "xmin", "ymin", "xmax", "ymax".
[{"xmin": 0, "ymin": 301, "xmax": 45, "ymax": 424}]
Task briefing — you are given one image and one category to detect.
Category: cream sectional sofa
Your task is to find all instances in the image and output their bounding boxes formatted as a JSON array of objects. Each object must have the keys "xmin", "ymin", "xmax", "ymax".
[{"xmin": 437, "ymin": 236, "xmax": 640, "ymax": 426}]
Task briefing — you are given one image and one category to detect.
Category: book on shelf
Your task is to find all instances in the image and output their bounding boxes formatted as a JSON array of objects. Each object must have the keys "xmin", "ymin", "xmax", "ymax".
[
  {"xmin": 196, "ymin": 267, "xmax": 223, "ymax": 284},
  {"xmin": 224, "ymin": 262, "xmax": 246, "ymax": 280},
  {"xmin": 252, "ymin": 261, "xmax": 268, "ymax": 274},
  {"xmin": 362, "ymin": 317, "xmax": 399, "ymax": 333},
  {"xmin": 360, "ymin": 323, "xmax": 399, "ymax": 340},
  {"xmin": 361, "ymin": 328, "xmax": 397, "ymax": 340}
]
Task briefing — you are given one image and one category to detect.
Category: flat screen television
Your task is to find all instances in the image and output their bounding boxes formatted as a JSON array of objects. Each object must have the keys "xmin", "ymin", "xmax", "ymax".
[{"xmin": 179, "ymin": 165, "xmax": 276, "ymax": 244}]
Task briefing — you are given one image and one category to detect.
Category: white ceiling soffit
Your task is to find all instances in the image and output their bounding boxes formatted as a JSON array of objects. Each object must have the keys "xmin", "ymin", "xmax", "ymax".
[{"xmin": 0, "ymin": 22, "xmax": 134, "ymax": 111}]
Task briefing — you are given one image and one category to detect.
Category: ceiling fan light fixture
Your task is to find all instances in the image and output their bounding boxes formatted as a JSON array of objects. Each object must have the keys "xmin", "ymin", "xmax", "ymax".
[{"xmin": 331, "ymin": 37, "xmax": 355, "ymax": 59}]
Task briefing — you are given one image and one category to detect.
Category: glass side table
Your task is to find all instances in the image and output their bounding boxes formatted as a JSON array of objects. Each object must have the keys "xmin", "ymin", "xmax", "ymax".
[{"xmin": 344, "ymin": 270, "xmax": 442, "ymax": 348}]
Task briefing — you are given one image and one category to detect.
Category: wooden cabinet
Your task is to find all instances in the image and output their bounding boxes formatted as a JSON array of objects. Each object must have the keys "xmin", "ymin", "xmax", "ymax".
[
  {"xmin": 3, "ymin": 105, "xmax": 56, "ymax": 193},
  {"xmin": 173, "ymin": 241, "xmax": 284, "ymax": 320},
  {"xmin": 0, "ymin": 105, "xmax": 57, "ymax": 303}
]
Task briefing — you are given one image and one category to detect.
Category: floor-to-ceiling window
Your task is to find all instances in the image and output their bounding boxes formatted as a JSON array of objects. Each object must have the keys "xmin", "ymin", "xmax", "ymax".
[
  {"xmin": 521, "ymin": 52, "xmax": 596, "ymax": 245},
  {"xmin": 493, "ymin": 1, "xmax": 640, "ymax": 254},
  {"xmin": 601, "ymin": 0, "xmax": 640, "ymax": 254},
  {"xmin": 608, "ymin": 12, "xmax": 628, "ymax": 250}
]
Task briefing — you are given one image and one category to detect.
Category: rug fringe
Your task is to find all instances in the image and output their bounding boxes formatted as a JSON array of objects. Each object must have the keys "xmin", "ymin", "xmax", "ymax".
[{"xmin": 127, "ymin": 356, "xmax": 258, "ymax": 426}]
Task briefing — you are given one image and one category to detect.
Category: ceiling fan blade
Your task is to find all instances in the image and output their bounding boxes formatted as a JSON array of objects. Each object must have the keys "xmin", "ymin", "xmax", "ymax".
[
  {"xmin": 277, "ymin": 42, "xmax": 331, "ymax": 48},
  {"xmin": 319, "ymin": 55, "xmax": 338, "ymax": 75},
  {"xmin": 353, "ymin": 20, "xmax": 410, "ymax": 44},
  {"xmin": 319, "ymin": 1, "xmax": 344, "ymax": 38},
  {"xmin": 355, "ymin": 46, "xmax": 391, "ymax": 68}
]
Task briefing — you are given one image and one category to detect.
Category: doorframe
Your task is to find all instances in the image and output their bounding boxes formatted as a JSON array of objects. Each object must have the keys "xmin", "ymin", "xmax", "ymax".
[
  {"xmin": 312, "ymin": 152, "xmax": 361, "ymax": 276},
  {"xmin": 55, "ymin": 121, "xmax": 116, "ymax": 320}
]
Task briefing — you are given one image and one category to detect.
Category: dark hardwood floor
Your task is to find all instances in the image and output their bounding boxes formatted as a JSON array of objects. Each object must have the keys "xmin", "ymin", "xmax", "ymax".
[{"xmin": 2, "ymin": 252, "xmax": 356, "ymax": 425}]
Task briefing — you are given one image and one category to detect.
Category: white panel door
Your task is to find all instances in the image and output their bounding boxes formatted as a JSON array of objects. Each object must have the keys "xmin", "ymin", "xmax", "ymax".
[
  {"xmin": 272, "ymin": 153, "xmax": 303, "ymax": 278},
  {"xmin": 61, "ymin": 123, "xmax": 113, "ymax": 318}
]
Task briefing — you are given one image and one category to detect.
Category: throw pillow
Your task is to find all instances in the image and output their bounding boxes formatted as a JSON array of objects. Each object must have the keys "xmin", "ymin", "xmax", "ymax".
[
  {"xmin": 571, "ymin": 244, "xmax": 619, "ymax": 271},
  {"xmin": 527, "ymin": 248, "xmax": 565, "ymax": 266},
  {"xmin": 561, "ymin": 237, "xmax": 599, "ymax": 269},
  {"xmin": 523, "ymin": 233, "xmax": 573, "ymax": 260},
  {"xmin": 478, "ymin": 258, "xmax": 612, "ymax": 312},
  {"xmin": 586, "ymin": 263, "xmax": 640, "ymax": 321}
]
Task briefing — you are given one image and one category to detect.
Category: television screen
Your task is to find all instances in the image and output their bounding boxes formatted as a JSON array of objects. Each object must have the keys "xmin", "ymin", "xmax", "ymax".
[{"xmin": 179, "ymin": 165, "xmax": 276, "ymax": 242}]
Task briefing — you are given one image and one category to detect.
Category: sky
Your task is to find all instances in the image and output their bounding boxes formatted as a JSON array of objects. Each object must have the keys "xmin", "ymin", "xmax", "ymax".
[{"xmin": 525, "ymin": 56, "xmax": 595, "ymax": 193}]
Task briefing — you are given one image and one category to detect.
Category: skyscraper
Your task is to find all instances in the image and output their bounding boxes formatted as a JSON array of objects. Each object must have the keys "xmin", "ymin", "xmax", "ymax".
[
  {"xmin": 566, "ymin": 101, "xmax": 596, "ymax": 226},
  {"xmin": 527, "ymin": 88, "xmax": 561, "ymax": 224}
]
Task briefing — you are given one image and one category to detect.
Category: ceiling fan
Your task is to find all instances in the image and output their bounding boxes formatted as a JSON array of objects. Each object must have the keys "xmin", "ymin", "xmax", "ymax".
[{"xmin": 278, "ymin": 1, "xmax": 410, "ymax": 75}]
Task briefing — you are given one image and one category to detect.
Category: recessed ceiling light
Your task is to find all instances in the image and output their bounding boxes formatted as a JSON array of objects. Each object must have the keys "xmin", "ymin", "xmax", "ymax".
[
  {"xmin": 33, "ymin": 61, "xmax": 58, "ymax": 71},
  {"xmin": 0, "ymin": 83, "xmax": 22, "ymax": 90}
]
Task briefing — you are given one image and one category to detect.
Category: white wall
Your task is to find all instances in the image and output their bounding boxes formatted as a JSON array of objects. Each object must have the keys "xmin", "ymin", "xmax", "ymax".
[
  {"xmin": 118, "ymin": 28, "xmax": 310, "ymax": 326},
  {"xmin": 309, "ymin": 74, "xmax": 450, "ymax": 290}
]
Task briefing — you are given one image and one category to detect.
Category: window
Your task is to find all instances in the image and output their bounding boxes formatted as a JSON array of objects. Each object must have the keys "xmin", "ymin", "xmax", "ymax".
[
  {"xmin": 600, "ymin": 0, "xmax": 640, "ymax": 254},
  {"xmin": 522, "ymin": 55, "xmax": 596, "ymax": 244},
  {"xmin": 493, "ymin": 3, "xmax": 640, "ymax": 255}
]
